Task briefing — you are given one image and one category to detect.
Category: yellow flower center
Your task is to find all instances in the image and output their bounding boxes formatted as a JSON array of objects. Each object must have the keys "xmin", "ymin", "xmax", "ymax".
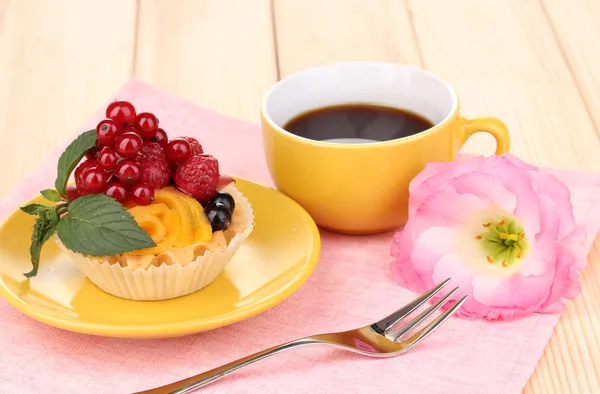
[{"xmin": 475, "ymin": 217, "xmax": 528, "ymax": 268}]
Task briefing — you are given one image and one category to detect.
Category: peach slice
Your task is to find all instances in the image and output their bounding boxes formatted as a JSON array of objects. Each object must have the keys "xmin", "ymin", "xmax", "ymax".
[
  {"xmin": 125, "ymin": 187, "xmax": 214, "ymax": 255},
  {"xmin": 153, "ymin": 187, "xmax": 196, "ymax": 248},
  {"xmin": 128, "ymin": 203, "xmax": 170, "ymax": 218},
  {"xmin": 135, "ymin": 214, "xmax": 167, "ymax": 243},
  {"xmin": 179, "ymin": 193, "xmax": 212, "ymax": 243}
]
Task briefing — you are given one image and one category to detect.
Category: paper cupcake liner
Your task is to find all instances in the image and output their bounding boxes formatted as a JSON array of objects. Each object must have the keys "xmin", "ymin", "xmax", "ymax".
[{"xmin": 55, "ymin": 185, "xmax": 254, "ymax": 301}]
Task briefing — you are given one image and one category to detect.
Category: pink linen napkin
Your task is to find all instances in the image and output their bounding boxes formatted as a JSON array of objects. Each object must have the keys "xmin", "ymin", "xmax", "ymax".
[{"xmin": 1, "ymin": 79, "xmax": 600, "ymax": 394}]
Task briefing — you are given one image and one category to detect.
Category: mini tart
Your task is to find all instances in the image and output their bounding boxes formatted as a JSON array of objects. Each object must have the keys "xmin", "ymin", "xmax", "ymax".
[{"xmin": 55, "ymin": 184, "xmax": 254, "ymax": 301}]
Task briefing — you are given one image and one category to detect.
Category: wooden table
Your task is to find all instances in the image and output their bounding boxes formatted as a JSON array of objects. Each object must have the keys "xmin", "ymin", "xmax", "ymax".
[{"xmin": 1, "ymin": 1, "xmax": 599, "ymax": 392}]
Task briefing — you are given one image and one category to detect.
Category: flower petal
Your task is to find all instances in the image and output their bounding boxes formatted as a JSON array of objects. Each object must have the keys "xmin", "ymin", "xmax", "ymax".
[
  {"xmin": 519, "ymin": 247, "xmax": 552, "ymax": 276},
  {"xmin": 488, "ymin": 161, "xmax": 541, "ymax": 236},
  {"xmin": 391, "ymin": 153, "xmax": 584, "ymax": 321},
  {"xmin": 539, "ymin": 240, "xmax": 585, "ymax": 312},
  {"xmin": 412, "ymin": 190, "xmax": 488, "ymax": 236},
  {"xmin": 390, "ymin": 226, "xmax": 430, "ymax": 293},
  {"xmin": 432, "ymin": 252, "xmax": 475, "ymax": 290},
  {"xmin": 409, "ymin": 157, "xmax": 487, "ymax": 215},
  {"xmin": 531, "ymin": 172, "xmax": 577, "ymax": 241},
  {"xmin": 411, "ymin": 227, "xmax": 467, "ymax": 280},
  {"xmin": 451, "ymin": 172, "xmax": 517, "ymax": 213},
  {"xmin": 472, "ymin": 274, "xmax": 551, "ymax": 309}
]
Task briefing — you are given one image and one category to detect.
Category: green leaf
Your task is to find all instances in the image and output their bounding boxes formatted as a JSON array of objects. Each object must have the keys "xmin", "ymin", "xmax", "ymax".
[
  {"xmin": 54, "ymin": 129, "xmax": 96, "ymax": 195},
  {"xmin": 40, "ymin": 189, "xmax": 63, "ymax": 202},
  {"xmin": 25, "ymin": 208, "xmax": 59, "ymax": 277},
  {"xmin": 20, "ymin": 203, "xmax": 52, "ymax": 215},
  {"xmin": 56, "ymin": 194, "xmax": 156, "ymax": 256}
]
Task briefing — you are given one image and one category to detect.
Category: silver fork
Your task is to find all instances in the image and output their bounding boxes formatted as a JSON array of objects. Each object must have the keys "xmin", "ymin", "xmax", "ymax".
[{"xmin": 137, "ymin": 278, "xmax": 466, "ymax": 394}]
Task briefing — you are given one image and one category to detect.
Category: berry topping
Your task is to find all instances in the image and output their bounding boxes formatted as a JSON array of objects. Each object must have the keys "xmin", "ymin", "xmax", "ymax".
[
  {"xmin": 151, "ymin": 128, "xmax": 168, "ymax": 146},
  {"xmin": 131, "ymin": 183, "xmax": 154, "ymax": 205},
  {"xmin": 182, "ymin": 136, "xmax": 203, "ymax": 156},
  {"xmin": 205, "ymin": 201, "xmax": 232, "ymax": 231},
  {"xmin": 114, "ymin": 132, "xmax": 143, "ymax": 159},
  {"xmin": 105, "ymin": 181, "xmax": 128, "ymax": 203},
  {"xmin": 174, "ymin": 155, "xmax": 219, "ymax": 203},
  {"xmin": 97, "ymin": 147, "xmax": 118, "ymax": 171},
  {"xmin": 116, "ymin": 159, "xmax": 141, "ymax": 186},
  {"xmin": 96, "ymin": 119, "xmax": 121, "ymax": 146},
  {"xmin": 81, "ymin": 167, "xmax": 109, "ymax": 193},
  {"xmin": 75, "ymin": 160, "xmax": 100, "ymax": 196},
  {"xmin": 85, "ymin": 142, "xmax": 102, "ymax": 161},
  {"xmin": 166, "ymin": 138, "xmax": 192, "ymax": 164},
  {"xmin": 216, "ymin": 174, "xmax": 236, "ymax": 190},
  {"xmin": 134, "ymin": 113, "xmax": 158, "ymax": 140},
  {"xmin": 106, "ymin": 101, "xmax": 136, "ymax": 127},
  {"xmin": 123, "ymin": 125, "xmax": 142, "ymax": 137},
  {"xmin": 210, "ymin": 191, "xmax": 235, "ymax": 212},
  {"xmin": 139, "ymin": 142, "xmax": 170, "ymax": 189},
  {"xmin": 66, "ymin": 184, "xmax": 79, "ymax": 201}
]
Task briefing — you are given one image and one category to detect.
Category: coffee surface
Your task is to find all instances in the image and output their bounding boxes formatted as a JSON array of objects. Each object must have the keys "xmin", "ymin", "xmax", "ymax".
[{"xmin": 283, "ymin": 104, "xmax": 434, "ymax": 142}]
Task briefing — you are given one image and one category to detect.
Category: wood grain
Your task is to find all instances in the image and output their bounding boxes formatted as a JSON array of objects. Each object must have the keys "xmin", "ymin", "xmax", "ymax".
[
  {"xmin": 135, "ymin": 0, "xmax": 277, "ymax": 123},
  {"xmin": 407, "ymin": 0, "xmax": 600, "ymax": 170},
  {"xmin": 542, "ymin": 0, "xmax": 600, "ymax": 133},
  {"xmin": 273, "ymin": 0, "xmax": 600, "ymax": 393},
  {"xmin": 406, "ymin": 1, "xmax": 600, "ymax": 392},
  {"xmin": 0, "ymin": 0, "xmax": 137, "ymax": 198},
  {"xmin": 0, "ymin": 0, "xmax": 599, "ymax": 392},
  {"xmin": 273, "ymin": 0, "xmax": 422, "ymax": 75}
]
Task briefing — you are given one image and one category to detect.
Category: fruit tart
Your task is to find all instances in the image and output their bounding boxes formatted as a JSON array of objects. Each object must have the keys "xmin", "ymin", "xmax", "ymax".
[{"xmin": 20, "ymin": 101, "xmax": 254, "ymax": 300}]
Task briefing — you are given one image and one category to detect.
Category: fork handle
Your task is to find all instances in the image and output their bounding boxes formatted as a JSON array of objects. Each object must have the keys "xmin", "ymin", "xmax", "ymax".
[{"xmin": 135, "ymin": 336, "xmax": 326, "ymax": 394}]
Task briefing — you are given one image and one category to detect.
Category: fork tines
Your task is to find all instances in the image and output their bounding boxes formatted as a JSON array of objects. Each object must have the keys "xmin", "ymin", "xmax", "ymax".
[{"xmin": 373, "ymin": 278, "xmax": 467, "ymax": 344}]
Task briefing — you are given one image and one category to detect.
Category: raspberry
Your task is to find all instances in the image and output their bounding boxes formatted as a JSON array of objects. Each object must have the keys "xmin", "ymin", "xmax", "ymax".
[
  {"xmin": 139, "ymin": 141, "xmax": 164, "ymax": 159},
  {"xmin": 182, "ymin": 137, "xmax": 203, "ymax": 156},
  {"xmin": 75, "ymin": 160, "xmax": 99, "ymax": 196},
  {"xmin": 175, "ymin": 155, "xmax": 220, "ymax": 203},
  {"xmin": 139, "ymin": 142, "xmax": 170, "ymax": 189}
]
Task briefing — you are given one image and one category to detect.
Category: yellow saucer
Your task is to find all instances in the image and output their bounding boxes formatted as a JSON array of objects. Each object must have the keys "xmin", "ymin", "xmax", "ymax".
[{"xmin": 0, "ymin": 177, "xmax": 321, "ymax": 338}]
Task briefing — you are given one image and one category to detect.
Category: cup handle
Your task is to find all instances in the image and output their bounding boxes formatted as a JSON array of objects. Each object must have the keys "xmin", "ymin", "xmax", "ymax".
[{"xmin": 460, "ymin": 117, "xmax": 510, "ymax": 154}]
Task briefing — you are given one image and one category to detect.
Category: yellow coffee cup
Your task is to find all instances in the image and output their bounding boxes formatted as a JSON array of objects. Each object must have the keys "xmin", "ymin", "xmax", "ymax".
[{"xmin": 261, "ymin": 62, "xmax": 510, "ymax": 234}]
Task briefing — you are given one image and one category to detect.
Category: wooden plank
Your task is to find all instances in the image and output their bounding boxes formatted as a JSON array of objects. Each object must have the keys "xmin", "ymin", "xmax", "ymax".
[
  {"xmin": 273, "ymin": 0, "xmax": 422, "ymax": 76},
  {"xmin": 406, "ymin": 1, "xmax": 600, "ymax": 393},
  {"xmin": 135, "ymin": 0, "xmax": 277, "ymax": 123},
  {"xmin": 407, "ymin": 0, "xmax": 600, "ymax": 171},
  {"xmin": 0, "ymin": 0, "xmax": 137, "ymax": 199},
  {"xmin": 542, "ymin": 0, "xmax": 600, "ymax": 133},
  {"xmin": 274, "ymin": 0, "xmax": 600, "ymax": 393}
]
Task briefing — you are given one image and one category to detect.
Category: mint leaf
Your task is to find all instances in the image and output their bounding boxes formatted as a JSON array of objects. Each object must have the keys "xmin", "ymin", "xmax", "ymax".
[
  {"xmin": 54, "ymin": 129, "xmax": 96, "ymax": 195},
  {"xmin": 56, "ymin": 194, "xmax": 156, "ymax": 256},
  {"xmin": 25, "ymin": 207, "xmax": 59, "ymax": 277},
  {"xmin": 20, "ymin": 203, "xmax": 52, "ymax": 215},
  {"xmin": 40, "ymin": 189, "xmax": 63, "ymax": 202}
]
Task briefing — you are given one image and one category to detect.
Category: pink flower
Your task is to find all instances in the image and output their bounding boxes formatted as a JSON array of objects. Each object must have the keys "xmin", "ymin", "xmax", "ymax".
[{"xmin": 390, "ymin": 154, "xmax": 586, "ymax": 321}]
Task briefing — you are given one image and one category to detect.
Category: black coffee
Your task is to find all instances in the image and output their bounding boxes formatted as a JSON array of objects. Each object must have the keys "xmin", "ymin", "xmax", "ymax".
[{"xmin": 283, "ymin": 104, "xmax": 434, "ymax": 143}]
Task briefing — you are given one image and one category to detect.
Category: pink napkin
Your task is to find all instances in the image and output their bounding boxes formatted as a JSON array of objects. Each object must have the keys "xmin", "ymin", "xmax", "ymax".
[{"xmin": 2, "ymin": 80, "xmax": 600, "ymax": 394}]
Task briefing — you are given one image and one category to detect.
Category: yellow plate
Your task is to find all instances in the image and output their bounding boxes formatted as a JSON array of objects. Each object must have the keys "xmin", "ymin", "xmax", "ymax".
[{"xmin": 0, "ymin": 177, "xmax": 321, "ymax": 338}]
